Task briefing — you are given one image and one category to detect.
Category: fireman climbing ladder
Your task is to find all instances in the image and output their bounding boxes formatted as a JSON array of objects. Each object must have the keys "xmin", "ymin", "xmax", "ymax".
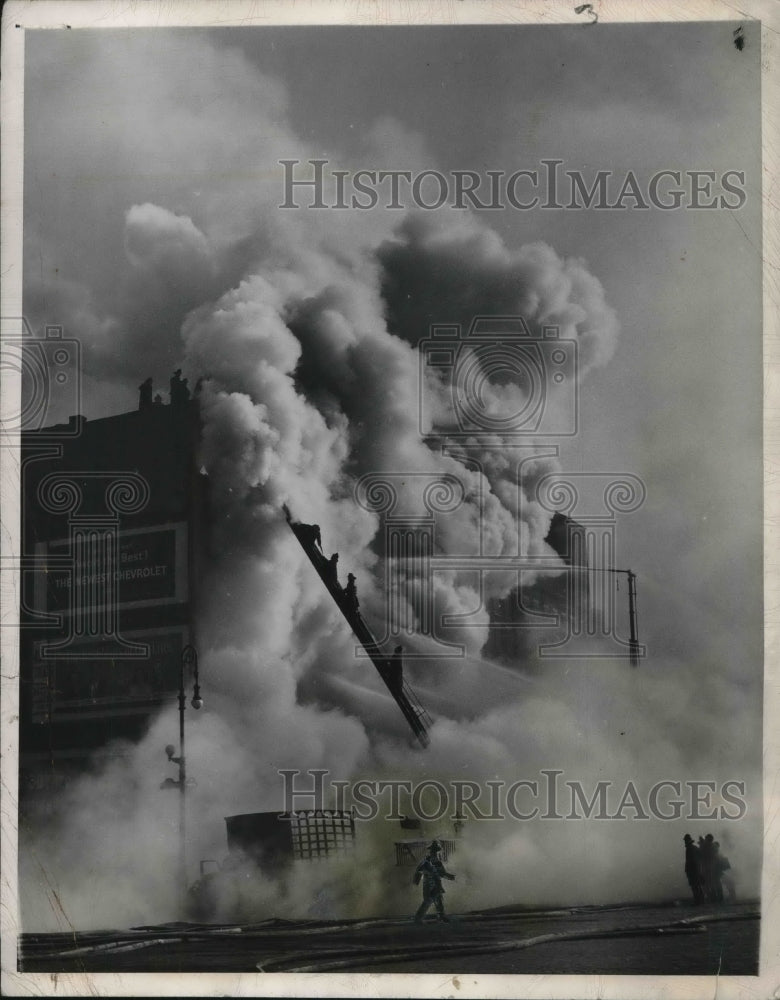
[{"xmin": 284, "ymin": 507, "xmax": 432, "ymax": 747}]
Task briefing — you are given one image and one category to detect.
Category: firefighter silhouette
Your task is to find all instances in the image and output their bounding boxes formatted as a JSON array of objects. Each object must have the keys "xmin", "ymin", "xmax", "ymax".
[
  {"xmin": 300, "ymin": 522, "xmax": 323, "ymax": 554},
  {"xmin": 413, "ymin": 840, "xmax": 455, "ymax": 923},
  {"xmin": 683, "ymin": 834, "xmax": 703, "ymax": 903},
  {"xmin": 344, "ymin": 572, "xmax": 359, "ymax": 613},
  {"xmin": 326, "ymin": 552, "xmax": 340, "ymax": 588},
  {"xmin": 282, "ymin": 506, "xmax": 323, "ymax": 556}
]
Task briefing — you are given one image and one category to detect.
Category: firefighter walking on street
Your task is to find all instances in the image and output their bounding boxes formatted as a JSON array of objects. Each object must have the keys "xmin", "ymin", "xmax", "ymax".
[{"xmin": 413, "ymin": 840, "xmax": 456, "ymax": 923}]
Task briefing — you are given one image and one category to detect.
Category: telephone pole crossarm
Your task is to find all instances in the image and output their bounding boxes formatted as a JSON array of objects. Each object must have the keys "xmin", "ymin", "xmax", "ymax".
[{"xmin": 587, "ymin": 567, "xmax": 642, "ymax": 667}]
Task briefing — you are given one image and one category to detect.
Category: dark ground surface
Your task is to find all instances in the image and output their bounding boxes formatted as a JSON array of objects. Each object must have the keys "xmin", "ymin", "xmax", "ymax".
[{"xmin": 18, "ymin": 900, "xmax": 759, "ymax": 975}]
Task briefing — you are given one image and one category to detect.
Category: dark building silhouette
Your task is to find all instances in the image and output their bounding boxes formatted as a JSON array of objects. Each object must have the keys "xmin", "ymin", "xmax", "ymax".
[
  {"xmin": 19, "ymin": 377, "xmax": 208, "ymax": 799},
  {"xmin": 545, "ymin": 511, "xmax": 589, "ymax": 568},
  {"xmin": 485, "ymin": 512, "xmax": 589, "ymax": 664}
]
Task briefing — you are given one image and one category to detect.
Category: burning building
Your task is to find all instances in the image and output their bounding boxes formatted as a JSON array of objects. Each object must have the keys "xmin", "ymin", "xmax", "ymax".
[
  {"xmin": 18, "ymin": 374, "xmax": 207, "ymax": 800},
  {"xmin": 485, "ymin": 511, "xmax": 590, "ymax": 665}
]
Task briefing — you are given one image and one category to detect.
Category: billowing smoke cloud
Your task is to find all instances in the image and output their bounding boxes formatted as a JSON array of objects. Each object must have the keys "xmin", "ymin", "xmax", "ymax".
[
  {"xmin": 378, "ymin": 213, "xmax": 619, "ymax": 375},
  {"xmin": 20, "ymin": 31, "xmax": 761, "ymax": 931}
]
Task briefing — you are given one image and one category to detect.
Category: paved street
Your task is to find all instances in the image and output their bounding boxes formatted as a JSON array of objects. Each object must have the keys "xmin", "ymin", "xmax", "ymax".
[{"xmin": 18, "ymin": 900, "xmax": 759, "ymax": 975}]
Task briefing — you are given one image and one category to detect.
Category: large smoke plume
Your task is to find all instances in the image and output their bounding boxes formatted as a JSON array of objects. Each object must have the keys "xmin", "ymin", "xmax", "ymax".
[{"xmin": 19, "ymin": 30, "xmax": 762, "ymax": 930}]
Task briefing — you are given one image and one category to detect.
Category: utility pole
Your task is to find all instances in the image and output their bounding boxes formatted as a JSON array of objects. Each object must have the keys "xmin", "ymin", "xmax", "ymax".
[
  {"xmin": 626, "ymin": 570, "xmax": 640, "ymax": 668},
  {"xmin": 589, "ymin": 568, "xmax": 642, "ymax": 667},
  {"xmin": 162, "ymin": 644, "xmax": 203, "ymax": 912},
  {"xmin": 177, "ymin": 660, "xmax": 187, "ymax": 905}
]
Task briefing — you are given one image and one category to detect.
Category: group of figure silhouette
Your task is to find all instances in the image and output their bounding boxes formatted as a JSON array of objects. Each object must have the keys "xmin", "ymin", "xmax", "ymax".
[
  {"xmin": 683, "ymin": 833, "xmax": 735, "ymax": 903},
  {"xmin": 284, "ymin": 508, "xmax": 407, "ymax": 696},
  {"xmin": 286, "ymin": 516, "xmax": 361, "ymax": 612}
]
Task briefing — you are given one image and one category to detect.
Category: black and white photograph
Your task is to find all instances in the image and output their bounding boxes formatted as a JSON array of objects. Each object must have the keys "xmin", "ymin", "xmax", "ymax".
[{"xmin": 1, "ymin": 1, "xmax": 776, "ymax": 995}]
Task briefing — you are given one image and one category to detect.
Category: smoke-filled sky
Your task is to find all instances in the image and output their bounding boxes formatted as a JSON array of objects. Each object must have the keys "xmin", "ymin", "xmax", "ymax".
[{"xmin": 19, "ymin": 22, "xmax": 763, "ymax": 928}]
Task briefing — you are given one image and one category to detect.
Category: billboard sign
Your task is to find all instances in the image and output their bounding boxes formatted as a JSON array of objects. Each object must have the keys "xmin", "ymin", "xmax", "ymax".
[
  {"xmin": 34, "ymin": 522, "xmax": 188, "ymax": 615},
  {"xmin": 31, "ymin": 625, "xmax": 189, "ymax": 723}
]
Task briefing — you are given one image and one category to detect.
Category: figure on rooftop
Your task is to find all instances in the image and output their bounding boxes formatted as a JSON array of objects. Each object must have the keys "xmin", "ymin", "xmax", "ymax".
[
  {"xmin": 170, "ymin": 369, "xmax": 191, "ymax": 407},
  {"xmin": 138, "ymin": 377, "xmax": 153, "ymax": 411}
]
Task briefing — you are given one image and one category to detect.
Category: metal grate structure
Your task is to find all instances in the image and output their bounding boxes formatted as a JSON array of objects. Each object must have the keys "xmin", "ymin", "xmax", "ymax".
[{"xmin": 290, "ymin": 809, "xmax": 356, "ymax": 861}]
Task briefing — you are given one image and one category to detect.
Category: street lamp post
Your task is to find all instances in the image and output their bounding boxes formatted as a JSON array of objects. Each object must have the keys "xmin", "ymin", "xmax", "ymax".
[{"xmin": 162, "ymin": 644, "xmax": 203, "ymax": 912}]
